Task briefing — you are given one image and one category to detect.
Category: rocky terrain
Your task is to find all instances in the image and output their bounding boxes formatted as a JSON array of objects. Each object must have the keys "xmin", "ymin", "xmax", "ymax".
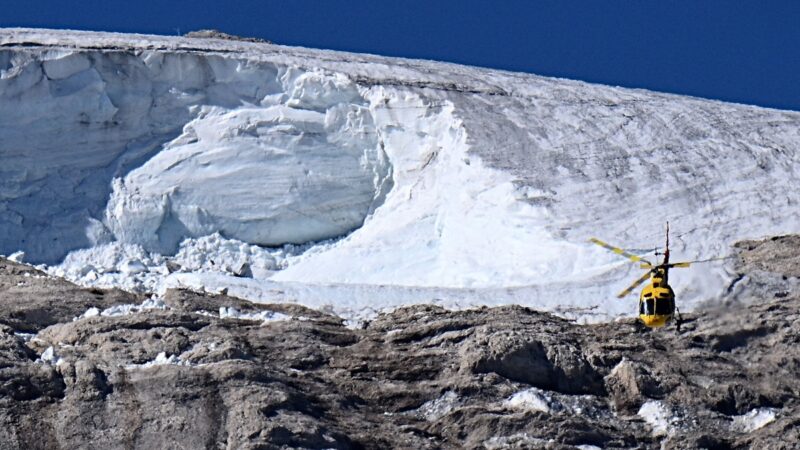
[{"xmin": 0, "ymin": 235, "xmax": 798, "ymax": 449}]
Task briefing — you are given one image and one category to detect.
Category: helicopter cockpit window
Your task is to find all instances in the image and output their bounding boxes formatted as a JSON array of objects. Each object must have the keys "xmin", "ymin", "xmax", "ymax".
[
  {"xmin": 642, "ymin": 299, "xmax": 655, "ymax": 315},
  {"xmin": 655, "ymin": 298, "xmax": 674, "ymax": 315}
]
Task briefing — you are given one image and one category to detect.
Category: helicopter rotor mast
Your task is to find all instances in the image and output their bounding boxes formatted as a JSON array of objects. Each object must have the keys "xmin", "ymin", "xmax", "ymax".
[{"xmin": 664, "ymin": 221, "xmax": 670, "ymax": 266}]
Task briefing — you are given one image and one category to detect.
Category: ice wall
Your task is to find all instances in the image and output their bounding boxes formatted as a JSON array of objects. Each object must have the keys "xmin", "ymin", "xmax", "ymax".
[{"xmin": 0, "ymin": 47, "xmax": 390, "ymax": 262}]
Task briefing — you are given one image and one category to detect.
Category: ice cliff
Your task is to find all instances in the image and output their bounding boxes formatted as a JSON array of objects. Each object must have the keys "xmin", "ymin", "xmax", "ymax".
[
  {"xmin": 1, "ymin": 29, "xmax": 799, "ymax": 322},
  {"xmin": 0, "ymin": 38, "xmax": 390, "ymax": 261}
]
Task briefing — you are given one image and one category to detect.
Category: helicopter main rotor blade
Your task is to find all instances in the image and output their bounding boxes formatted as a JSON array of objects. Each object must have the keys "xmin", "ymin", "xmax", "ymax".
[
  {"xmin": 589, "ymin": 238, "xmax": 653, "ymax": 267},
  {"xmin": 617, "ymin": 271, "xmax": 652, "ymax": 298},
  {"xmin": 662, "ymin": 256, "xmax": 732, "ymax": 269}
]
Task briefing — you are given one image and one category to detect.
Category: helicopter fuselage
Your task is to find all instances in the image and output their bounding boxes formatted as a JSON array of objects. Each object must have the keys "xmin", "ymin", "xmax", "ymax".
[{"xmin": 638, "ymin": 268, "xmax": 676, "ymax": 327}]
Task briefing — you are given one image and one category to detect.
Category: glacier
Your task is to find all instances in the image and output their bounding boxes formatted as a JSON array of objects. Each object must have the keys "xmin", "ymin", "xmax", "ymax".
[{"xmin": 1, "ymin": 28, "xmax": 799, "ymax": 323}]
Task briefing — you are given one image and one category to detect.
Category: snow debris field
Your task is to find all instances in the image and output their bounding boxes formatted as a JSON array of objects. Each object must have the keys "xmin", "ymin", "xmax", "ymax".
[
  {"xmin": 637, "ymin": 400, "xmax": 676, "ymax": 437},
  {"xmin": 2, "ymin": 29, "xmax": 799, "ymax": 323}
]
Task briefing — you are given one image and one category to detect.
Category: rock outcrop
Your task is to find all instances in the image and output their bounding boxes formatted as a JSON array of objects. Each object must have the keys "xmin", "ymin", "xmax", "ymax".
[{"xmin": 0, "ymin": 235, "xmax": 799, "ymax": 449}]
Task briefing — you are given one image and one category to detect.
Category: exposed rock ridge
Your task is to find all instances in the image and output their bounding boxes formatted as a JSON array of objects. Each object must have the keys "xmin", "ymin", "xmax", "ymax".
[{"xmin": 0, "ymin": 235, "xmax": 798, "ymax": 448}]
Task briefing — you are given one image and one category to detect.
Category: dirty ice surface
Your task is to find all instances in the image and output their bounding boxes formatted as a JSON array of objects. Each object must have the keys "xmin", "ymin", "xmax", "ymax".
[{"xmin": 2, "ymin": 29, "xmax": 800, "ymax": 323}]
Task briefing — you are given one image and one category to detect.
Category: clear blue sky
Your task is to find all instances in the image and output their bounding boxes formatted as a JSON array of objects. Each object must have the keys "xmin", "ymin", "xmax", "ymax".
[{"xmin": 3, "ymin": 1, "xmax": 799, "ymax": 111}]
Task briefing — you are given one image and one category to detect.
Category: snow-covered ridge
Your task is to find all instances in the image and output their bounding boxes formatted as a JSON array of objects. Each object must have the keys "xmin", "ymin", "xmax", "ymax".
[{"xmin": 2, "ymin": 28, "xmax": 800, "ymax": 323}]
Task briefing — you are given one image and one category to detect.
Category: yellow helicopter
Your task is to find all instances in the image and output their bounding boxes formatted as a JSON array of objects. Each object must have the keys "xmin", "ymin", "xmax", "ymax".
[{"xmin": 590, "ymin": 223, "xmax": 708, "ymax": 329}]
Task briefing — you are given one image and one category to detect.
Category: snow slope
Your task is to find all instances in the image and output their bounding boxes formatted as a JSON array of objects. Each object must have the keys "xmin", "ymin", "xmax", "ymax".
[{"xmin": 2, "ymin": 28, "xmax": 799, "ymax": 322}]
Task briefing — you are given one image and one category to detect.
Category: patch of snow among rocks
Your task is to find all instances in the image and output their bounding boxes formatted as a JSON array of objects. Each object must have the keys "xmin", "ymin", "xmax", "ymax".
[
  {"xmin": 638, "ymin": 400, "xmax": 676, "ymax": 437},
  {"xmin": 218, "ymin": 306, "xmax": 291, "ymax": 323},
  {"xmin": 77, "ymin": 297, "xmax": 168, "ymax": 320},
  {"xmin": 192, "ymin": 306, "xmax": 293, "ymax": 324},
  {"xmin": 101, "ymin": 297, "xmax": 169, "ymax": 317},
  {"xmin": 504, "ymin": 387, "xmax": 607, "ymax": 419},
  {"xmin": 504, "ymin": 388, "xmax": 555, "ymax": 414},
  {"xmin": 13, "ymin": 332, "xmax": 35, "ymax": 342},
  {"xmin": 416, "ymin": 391, "xmax": 460, "ymax": 421},
  {"xmin": 732, "ymin": 408, "xmax": 777, "ymax": 433},
  {"xmin": 38, "ymin": 346, "xmax": 64, "ymax": 366},
  {"xmin": 130, "ymin": 351, "xmax": 189, "ymax": 369}
]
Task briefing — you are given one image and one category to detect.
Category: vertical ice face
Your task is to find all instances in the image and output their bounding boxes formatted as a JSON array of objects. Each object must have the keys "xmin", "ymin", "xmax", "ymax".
[
  {"xmin": 105, "ymin": 71, "xmax": 391, "ymax": 254},
  {"xmin": 0, "ymin": 48, "xmax": 391, "ymax": 262}
]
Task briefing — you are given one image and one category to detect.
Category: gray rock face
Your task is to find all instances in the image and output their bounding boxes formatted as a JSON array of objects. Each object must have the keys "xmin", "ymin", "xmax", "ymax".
[
  {"xmin": 604, "ymin": 359, "xmax": 663, "ymax": 414},
  {"xmin": 460, "ymin": 325, "xmax": 604, "ymax": 396},
  {"xmin": 0, "ymin": 259, "xmax": 140, "ymax": 332},
  {"xmin": 0, "ymin": 236, "xmax": 799, "ymax": 449}
]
